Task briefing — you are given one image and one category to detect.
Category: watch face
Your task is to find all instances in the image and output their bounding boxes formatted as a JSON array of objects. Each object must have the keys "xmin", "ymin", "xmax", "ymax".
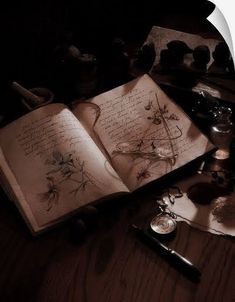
[{"xmin": 150, "ymin": 214, "xmax": 177, "ymax": 235}]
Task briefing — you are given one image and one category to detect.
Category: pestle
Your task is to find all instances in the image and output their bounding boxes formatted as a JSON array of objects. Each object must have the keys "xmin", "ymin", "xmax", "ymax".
[{"xmin": 11, "ymin": 81, "xmax": 42, "ymax": 108}]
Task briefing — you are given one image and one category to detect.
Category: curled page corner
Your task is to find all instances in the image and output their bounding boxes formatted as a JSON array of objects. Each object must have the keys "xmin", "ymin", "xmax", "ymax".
[{"xmin": 207, "ymin": 1, "xmax": 234, "ymax": 62}]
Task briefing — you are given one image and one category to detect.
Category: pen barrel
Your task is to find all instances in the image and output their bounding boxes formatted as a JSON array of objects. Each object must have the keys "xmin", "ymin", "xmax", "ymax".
[
  {"xmin": 135, "ymin": 226, "xmax": 168, "ymax": 253},
  {"xmin": 169, "ymin": 250, "xmax": 201, "ymax": 278},
  {"xmin": 132, "ymin": 225, "xmax": 201, "ymax": 280}
]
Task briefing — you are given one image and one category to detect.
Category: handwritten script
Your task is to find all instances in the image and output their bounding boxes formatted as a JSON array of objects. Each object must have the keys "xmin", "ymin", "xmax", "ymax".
[
  {"xmin": 16, "ymin": 109, "xmax": 88, "ymax": 158},
  {"xmin": 84, "ymin": 75, "xmax": 212, "ymax": 190}
]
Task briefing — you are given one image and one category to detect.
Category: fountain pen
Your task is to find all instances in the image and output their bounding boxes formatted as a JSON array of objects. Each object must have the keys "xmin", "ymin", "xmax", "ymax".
[{"xmin": 132, "ymin": 224, "xmax": 201, "ymax": 280}]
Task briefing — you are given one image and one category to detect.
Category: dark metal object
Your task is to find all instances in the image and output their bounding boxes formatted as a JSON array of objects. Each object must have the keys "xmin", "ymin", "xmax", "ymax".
[
  {"xmin": 150, "ymin": 214, "xmax": 177, "ymax": 236},
  {"xmin": 132, "ymin": 224, "xmax": 201, "ymax": 281}
]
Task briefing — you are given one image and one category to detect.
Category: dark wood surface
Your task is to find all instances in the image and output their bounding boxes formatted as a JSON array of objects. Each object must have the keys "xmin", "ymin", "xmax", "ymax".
[
  {"xmin": 0, "ymin": 2, "xmax": 235, "ymax": 301},
  {"xmin": 0, "ymin": 184, "xmax": 234, "ymax": 302}
]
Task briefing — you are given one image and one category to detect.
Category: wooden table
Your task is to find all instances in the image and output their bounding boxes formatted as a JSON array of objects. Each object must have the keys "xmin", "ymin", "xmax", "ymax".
[
  {"xmin": 0, "ymin": 4, "xmax": 234, "ymax": 301},
  {"xmin": 0, "ymin": 179, "xmax": 234, "ymax": 302}
]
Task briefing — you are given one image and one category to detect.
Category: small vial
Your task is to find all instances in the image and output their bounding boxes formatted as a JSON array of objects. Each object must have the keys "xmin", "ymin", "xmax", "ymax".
[{"xmin": 210, "ymin": 106, "xmax": 234, "ymax": 159}]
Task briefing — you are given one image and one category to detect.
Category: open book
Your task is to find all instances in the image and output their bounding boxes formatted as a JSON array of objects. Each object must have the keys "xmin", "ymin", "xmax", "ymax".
[{"xmin": 0, "ymin": 74, "xmax": 213, "ymax": 234}]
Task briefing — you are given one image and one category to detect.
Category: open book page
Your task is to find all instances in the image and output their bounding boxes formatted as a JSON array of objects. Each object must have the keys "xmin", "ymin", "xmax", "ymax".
[
  {"xmin": 73, "ymin": 74, "xmax": 214, "ymax": 191},
  {"xmin": 0, "ymin": 103, "xmax": 128, "ymax": 232}
]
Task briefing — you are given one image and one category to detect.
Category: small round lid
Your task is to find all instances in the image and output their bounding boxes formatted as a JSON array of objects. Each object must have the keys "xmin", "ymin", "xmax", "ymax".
[{"xmin": 150, "ymin": 215, "xmax": 177, "ymax": 235}]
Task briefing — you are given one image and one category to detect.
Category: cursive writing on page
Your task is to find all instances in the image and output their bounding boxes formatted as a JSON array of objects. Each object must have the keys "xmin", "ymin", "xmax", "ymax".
[
  {"xmin": 98, "ymin": 89, "xmax": 148, "ymax": 144},
  {"xmin": 81, "ymin": 75, "xmax": 213, "ymax": 191},
  {"xmin": 0, "ymin": 104, "xmax": 129, "ymax": 228},
  {"xmin": 16, "ymin": 110, "xmax": 87, "ymax": 158}
]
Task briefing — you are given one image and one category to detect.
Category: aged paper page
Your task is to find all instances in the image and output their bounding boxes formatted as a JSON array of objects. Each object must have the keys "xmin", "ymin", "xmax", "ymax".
[
  {"xmin": 171, "ymin": 174, "xmax": 235, "ymax": 237},
  {"xmin": 0, "ymin": 104, "xmax": 128, "ymax": 232},
  {"xmin": 146, "ymin": 26, "xmax": 235, "ymax": 103},
  {"xmin": 73, "ymin": 75, "xmax": 214, "ymax": 191}
]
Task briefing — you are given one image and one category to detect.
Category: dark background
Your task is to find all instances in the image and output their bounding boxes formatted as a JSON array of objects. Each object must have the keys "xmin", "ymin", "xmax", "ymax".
[
  {"xmin": 0, "ymin": 1, "xmax": 215, "ymax": 81},
  {"xmin": 0, "ymin": 0, "xmax": 217, "ymax": 117},
  {"xmin": 1, "ymin": 4, "xmax": 235, "ymax": 302}
]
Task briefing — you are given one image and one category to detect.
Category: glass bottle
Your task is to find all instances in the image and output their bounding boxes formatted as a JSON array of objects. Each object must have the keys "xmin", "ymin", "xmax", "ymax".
[{"xmin": 210, "ymin": 106, "xmax": 234, "ymax": 160}]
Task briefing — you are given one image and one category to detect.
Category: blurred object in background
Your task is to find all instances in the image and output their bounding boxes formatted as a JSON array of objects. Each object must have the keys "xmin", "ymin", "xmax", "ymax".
[
  {"xmin": 210, "ymin": 106, "xmax": 234, "ymax": 160},
  {"xmin": 74, "ymin": 53, "xmax": 98, "ymax": 99},
  {"xmin": 191, "ymin": 45, "xmax": 210, "ymax": 72},
  {"xmin": 50, "ymin": 43, "xmax": 99, "ymax": 101},
  {"xmin": 21, "ymin": 87, "xmax": 54, "ymax": 111},
  {"xmin": 12, "ymin": 82, "xmax": 54, "ymax": 111},
  {"xmin": 131, "ymin": 42, "xmax": 156, "ymax": 76},
  {"xmin": 191, "ymin": 90, "xmax": 220, "ymax": 121},
  {"xmin": 103, "ymin": 37, "xmax": 131, "ymax": 88},
  {"xmin": 208, "ymin": 42, "xmax": 232, "ymax": 75}
]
